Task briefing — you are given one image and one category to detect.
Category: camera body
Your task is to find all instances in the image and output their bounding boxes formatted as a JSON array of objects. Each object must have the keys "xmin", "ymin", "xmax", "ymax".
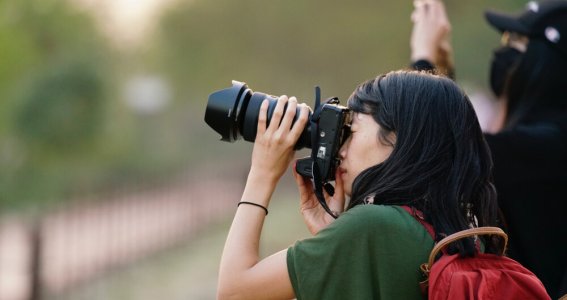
[
  {"xmin": 204, "ymin": 81, "xmax": 351, "ymax": 182},
  {"xmin": 295, "ymin": 98, "xmax": 352, "ymax": 182}
]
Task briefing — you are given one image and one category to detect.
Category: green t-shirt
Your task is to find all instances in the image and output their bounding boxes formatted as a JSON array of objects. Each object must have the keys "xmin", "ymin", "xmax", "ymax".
[{"xmin": 287, "ymin": 205, "xmax": 434, "ymax": 300}]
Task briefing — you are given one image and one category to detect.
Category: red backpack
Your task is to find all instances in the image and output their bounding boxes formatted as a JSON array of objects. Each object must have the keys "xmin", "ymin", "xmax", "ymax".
[{"xmin": 402, "ymin": 206, "xmax": 551, "ymax": 300}]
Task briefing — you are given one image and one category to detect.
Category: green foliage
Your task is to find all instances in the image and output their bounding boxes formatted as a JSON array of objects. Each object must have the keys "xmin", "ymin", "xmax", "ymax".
[
  {"xmin": 15, "ymin": 62, "xmax": 104, "ymax": 153},
  {"xmin": 0, "ymin": 0, "xmax": 116, "ymax": 210}
]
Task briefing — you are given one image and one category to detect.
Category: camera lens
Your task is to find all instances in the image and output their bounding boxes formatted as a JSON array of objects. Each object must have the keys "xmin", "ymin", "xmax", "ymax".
[{"xmin": 204, "ymin": 81, "xmax": 312, "ymax": 149}]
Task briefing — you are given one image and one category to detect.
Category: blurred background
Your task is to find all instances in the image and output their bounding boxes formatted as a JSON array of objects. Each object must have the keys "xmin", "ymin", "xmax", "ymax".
[{"xmin": 0, "ymin": 0, "xmax": 527, "ymax": 299}]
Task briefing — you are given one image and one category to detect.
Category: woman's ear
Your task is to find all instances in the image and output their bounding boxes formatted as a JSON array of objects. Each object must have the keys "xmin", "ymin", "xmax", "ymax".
[{"xmin": 378, "ymin": 129, "xmax": 396, "ymax": 148}]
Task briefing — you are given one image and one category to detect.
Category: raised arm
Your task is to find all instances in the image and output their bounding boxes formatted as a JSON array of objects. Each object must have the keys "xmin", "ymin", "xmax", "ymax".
[
  {"xmin": 217, "ymin": 95, "xmax": 309, "ymax": 300},
  {"xmin": 410, "ymin": 0, "xmax": 454, "ymax": 77}
]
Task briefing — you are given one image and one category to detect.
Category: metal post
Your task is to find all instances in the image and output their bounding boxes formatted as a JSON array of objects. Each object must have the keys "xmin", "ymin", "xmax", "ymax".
[{"xmin": 29, "ymin": 219, "xmax": 42, "ymax": 300}]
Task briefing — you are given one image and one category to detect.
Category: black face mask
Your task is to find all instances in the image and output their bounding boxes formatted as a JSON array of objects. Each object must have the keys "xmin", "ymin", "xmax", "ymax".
[{"xmin": 489, "ymin": 46, "xmax": 523, "ymax": 97}]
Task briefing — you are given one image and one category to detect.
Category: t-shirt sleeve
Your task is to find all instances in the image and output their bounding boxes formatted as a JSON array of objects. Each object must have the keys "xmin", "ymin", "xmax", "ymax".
[{"xmin": 287, "ymin": 205, "xmax": 433, "ymax": 300}]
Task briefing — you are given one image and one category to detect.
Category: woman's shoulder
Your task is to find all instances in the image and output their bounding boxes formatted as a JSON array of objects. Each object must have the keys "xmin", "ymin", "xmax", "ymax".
[
  {"xmin": 288, "ymin": 204, "xmax": 432, "ymax": 300},
  {"xmin": 292, "ymin": 204, "xmax": 433, "ymax": 256},
  {"xmin": 341, "ymin": 204, "xmax": 413, "ymax": 223},
  {"xmin": 331, "ymin": 204, "xmax": 429, "ymax": 237}
]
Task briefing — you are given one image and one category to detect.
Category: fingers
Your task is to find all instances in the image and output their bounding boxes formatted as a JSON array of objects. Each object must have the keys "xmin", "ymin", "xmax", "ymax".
[
  {"xmin": 277, "ymin": 96, "xmax": 297, "ymax": 134},
  {"xmin": 430, "ymin": 1, "xmax": 451, "ymax": 32},
  {"xmin": 323, "ymin": 173, "xmax": 345, "ymax": 214},
  {"xmin": 413, "ymin": 0, "xmax": 430, "ymax": 11},
  {"xmin": 412, "ymin": 0, "xmax": 431, "ymax": 22},
  {"xmin": 257, "ymin": 99, "xmax": 269, "ymax": 136},
  {"xmin": 289, "ymin": 103, "xmax": 310, "ymax": 138},
  {"xmin": 260, "ymin": 95, "xmax": 309, "ymax": 147},
  {"xmin": 413, "ymin": 0, "xmax": 440, "ymax": 9},
  {"xmin": 412, "ymin": 0, "xmax": 448, "ymax": 24},
  {"xmin": 266, "ymin": 95, "xmax": 288, "ymax": 134}
]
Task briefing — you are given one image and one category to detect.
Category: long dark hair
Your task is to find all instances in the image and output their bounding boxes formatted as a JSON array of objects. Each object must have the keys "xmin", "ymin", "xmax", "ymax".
[
  {"xmin": 505, "ymin": 38, "xmax": 567, "ymax": 127},
  {"xmin": 347, "ymin": 70, "xmax": 500, "ymax": 256}
]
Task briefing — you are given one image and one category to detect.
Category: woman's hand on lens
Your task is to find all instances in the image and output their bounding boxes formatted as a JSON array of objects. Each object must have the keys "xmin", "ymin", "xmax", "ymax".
[
  {"xmin": 293, "ymin": 167, "xmax": 345, "ymax": 235},
  {"xmin": 249, "ymin": 95, "xmax": 309, "ymax": 185}
]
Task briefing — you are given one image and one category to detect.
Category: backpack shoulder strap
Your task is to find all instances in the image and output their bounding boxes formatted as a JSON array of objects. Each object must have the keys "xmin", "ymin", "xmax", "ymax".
[
  {"xmin": 400, "ymin": 205, "xmax": 436, "ymax": 241},
  {"xmin": 425, "ymin": 227, "xmax": 508, "ymax": 268}
]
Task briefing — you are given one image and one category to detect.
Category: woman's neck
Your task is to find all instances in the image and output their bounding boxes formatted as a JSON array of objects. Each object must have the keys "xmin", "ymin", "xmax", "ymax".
[{"xmin": 486, "ymin": 97, "xmax": 508, "ymax": 134}]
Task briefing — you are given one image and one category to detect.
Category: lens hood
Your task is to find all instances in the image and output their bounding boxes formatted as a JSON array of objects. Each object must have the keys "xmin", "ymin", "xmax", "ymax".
[{"xmin": 204, "ymin": 80, "xmax": 250, "ymax": 142}]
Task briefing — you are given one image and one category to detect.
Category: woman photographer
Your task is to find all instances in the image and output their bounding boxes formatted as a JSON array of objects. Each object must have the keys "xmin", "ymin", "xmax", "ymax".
[
  {"xmin": 410, "ymin": 1, "xmax": 567, "ymax": 297},
  {"xmin": 217, "ymin": 70, "xmax": 501, "ymax": 299}
]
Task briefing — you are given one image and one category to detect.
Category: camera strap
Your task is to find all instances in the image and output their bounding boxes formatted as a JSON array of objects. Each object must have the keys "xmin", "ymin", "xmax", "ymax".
[
  {"xmin": 311, "ymin": 161, "xmax": 339, "ymax": 219},
  {"xmin": 309, "ymin": 93, "xmax": 339, "ymax": 219}
]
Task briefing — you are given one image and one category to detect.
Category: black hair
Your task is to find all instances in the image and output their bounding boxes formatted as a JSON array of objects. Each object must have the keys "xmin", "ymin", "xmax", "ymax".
[
  {"xmin": 346, "ymin": 70, "xmax": 500, "ymax": 256},
  {"xmin": 504, "ymin": 38, "xmax": 567, "ymax": 126}
]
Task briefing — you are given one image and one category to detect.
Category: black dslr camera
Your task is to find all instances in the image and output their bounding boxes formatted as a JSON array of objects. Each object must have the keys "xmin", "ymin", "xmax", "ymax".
[{"xmin": 204, "ymin": 81, "xmax": 352, "ymax": 184}]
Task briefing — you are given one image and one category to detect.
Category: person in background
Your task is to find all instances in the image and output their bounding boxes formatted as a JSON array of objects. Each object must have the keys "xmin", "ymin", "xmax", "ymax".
[
  {"xmin": 410, "ymin": 1, "xmax": 567, "ymax": 298},
  {"xmin": 217, "ymin": 70, "xmax": 502, "ymax": 299}
]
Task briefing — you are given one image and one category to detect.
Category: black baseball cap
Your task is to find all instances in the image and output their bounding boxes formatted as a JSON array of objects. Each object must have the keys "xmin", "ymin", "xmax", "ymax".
[{"xmin": 485, "ymin": 0, "xmax": 567, "ymax": 56}]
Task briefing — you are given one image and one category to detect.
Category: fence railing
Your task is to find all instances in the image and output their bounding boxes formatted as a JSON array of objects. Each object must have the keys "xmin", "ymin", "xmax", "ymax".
[{"xmin": 0, "ymin": 167, "xmax": 245, "ymax": 300}]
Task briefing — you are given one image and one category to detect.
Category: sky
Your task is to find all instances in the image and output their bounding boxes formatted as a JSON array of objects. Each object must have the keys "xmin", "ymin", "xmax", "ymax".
[{"xmin": 70, "ymin": 0, "xmax": 181, "ymax": 48}]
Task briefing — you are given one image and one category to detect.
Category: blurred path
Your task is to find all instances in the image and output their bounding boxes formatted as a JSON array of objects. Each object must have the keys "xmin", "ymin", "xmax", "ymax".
[
  {"xmin": 53, "ymin": 178, "xmax": 310, "ymax": 300},
  {"xmin": 0, "ymin": 164, "xmax": 248, "ymax": 300}
]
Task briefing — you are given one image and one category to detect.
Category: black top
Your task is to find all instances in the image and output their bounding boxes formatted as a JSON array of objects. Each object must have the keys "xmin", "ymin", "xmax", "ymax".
[
  {"xmin": 485, "ymin": 114, "xmax": 567, "ymax": 299},
  {"xmin": 411, "ymin": 61, "xmax": 567, "ymax": 298}
]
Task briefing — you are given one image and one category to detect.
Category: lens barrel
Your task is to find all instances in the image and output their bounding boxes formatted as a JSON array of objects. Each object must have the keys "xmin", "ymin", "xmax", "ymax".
[{"xmin": 204, "ymin": 81, "xmax": 312, "ymax": 149}]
